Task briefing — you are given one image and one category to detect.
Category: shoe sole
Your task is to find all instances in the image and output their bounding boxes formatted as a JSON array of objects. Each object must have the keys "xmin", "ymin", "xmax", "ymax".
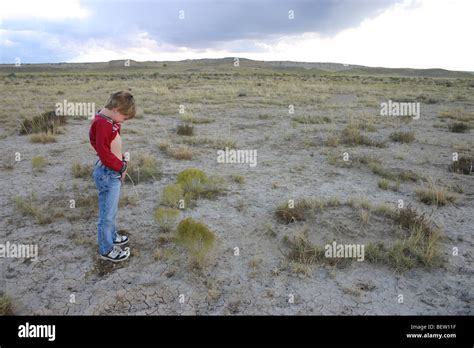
[{"xmin": 100, "ymin": 247, "xmax": 130, "ymax": 263}]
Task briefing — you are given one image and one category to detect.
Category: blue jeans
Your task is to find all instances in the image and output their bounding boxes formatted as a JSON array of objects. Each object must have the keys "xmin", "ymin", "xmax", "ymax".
[{"xmin": 93, "ymin": 160, "xmax": 121, "ymax": 255}]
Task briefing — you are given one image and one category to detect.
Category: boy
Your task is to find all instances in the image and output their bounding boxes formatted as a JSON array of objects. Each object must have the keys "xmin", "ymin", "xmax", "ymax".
[{"xmin": 89, "ymin": 91, "xmax": 136, "ymax": 262}]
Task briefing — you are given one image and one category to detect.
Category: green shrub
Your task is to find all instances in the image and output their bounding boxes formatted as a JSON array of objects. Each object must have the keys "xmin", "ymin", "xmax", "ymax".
[
  {"xmin": 175, "ymin": 218, "xmax": 215, "ymax": 267},
  {"xmin": 154, "ymin": 207, "xmax": 181, "ymax": 232},
  {"xmin": 176, "ymin": 168, "xmax": 208, "ymax": 186},
  {"xmin": 160, "ymin": 184, "xmax": 190, "ymax": 208},
  {"xmin": 176, "ymin": 168, "xmax": 224, "ymax": 200}
]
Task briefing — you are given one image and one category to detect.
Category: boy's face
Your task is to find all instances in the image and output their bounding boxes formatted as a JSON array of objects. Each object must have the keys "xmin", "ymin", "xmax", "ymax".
[{"xmin": 111, "ymin": 108, "xmax": 127, "ymax": 123}]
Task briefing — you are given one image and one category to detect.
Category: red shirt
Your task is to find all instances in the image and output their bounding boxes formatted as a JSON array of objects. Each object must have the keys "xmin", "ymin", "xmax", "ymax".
[{"xmin": 89, "ymin": 113, "xmax": 124, "ymax": 172}]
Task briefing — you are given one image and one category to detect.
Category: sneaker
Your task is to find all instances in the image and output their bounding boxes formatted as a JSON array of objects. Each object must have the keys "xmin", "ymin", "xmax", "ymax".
[
  {"xmin": 100, "ymin": 246, "xmax": 130, "ymax": 262},
  {"xmin": 113, "ymin": 234, "xmax": 129, "ymax": 246}
]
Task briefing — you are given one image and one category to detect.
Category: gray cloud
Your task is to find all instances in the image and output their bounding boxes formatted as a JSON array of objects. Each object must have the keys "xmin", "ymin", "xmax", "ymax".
[{"xmin": 1, "ymin": 0, "xmax": 401, "ymax": 63}]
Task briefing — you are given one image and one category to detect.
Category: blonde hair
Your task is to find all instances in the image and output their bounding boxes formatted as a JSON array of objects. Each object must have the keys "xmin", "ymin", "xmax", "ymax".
[{"xmin": 104, "ymin": 91, "xmax": 136, "ymax": 119}]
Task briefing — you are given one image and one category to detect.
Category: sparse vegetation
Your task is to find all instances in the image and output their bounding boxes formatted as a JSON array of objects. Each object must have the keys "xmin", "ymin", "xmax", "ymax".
[
  {"xmin": 160, "ymin": 184, "xmax": 188, "ymax": 208},
  {"xmin": 161, "ymin": 184, "xmax": 190, "ymax": 208},
  {"xmin": 175, "ymin": 217, "xmax": 215, "ymax": 267},
  {"xmin": 293, "ymin": 115, "xmax": 331, "ymax": 124},
  {"xmin": 448, "ymin": 122, "xmax": 470, "ymax": 133},
  {"xmin": 415, "ymin": 179, "xmax": 458, "ymax": 206},
  {"xmin": 231, "ymin": 175, "xmax": 245, "ymax": 184},
  {"xmin": 31, "ymin": 156, "xmax": 47, "ymax": 171},
  {"xmin": 162, "ymin": 145, "xmax": 194, "ymax": 160},
  {"xmin": 378, "ymin": 179, "xmax": 400, "ymax": 191},
  {"xmin": 30, "ymin": 131, "xmax": 57, "ymax": 143},
  {"xmin": 359, "ymin": 209, "xmax": 371, "ymax": 226},
  {"xmin": 13, "ymin": 194, "xmax": 52, "ymax": 224},
  {"xmin": 275, "ymin": 199, "xmax": 314, "ymax": 223},
  {"xmin": 283, "ymin": 228, "xmax": 325, "ymax": 267},
  {"xmin": 0, "ymin": 294, "xmax": 13, "ymax": 315},
  {"xmin": 341, "ymin": 125, "xmax": 385, "ymax": 147},
  {"xmin": 177, "ymin": 123, "xmax": 194, "ymax": 136},
  {"xmin": 448, "ymin": 156, "xmax": 472, "ymax": 175},
  {"xmin": 368, "ymin": 205, "xmax": 442, "ymax": 272},
  {"xmin": 361, "ymin": 156, "xmax": 420, "ymax": 182},
  {"xmin": 154, "ymin": 207, "xmax": 181, "ymax": 232},
  {"xmin": 126, "ymin": 154, "xmax": 161, "ymax": 184},
  {"xmin": 180, "ymin": 114, "xmax": 214, "ymax": 124},
  {"xmin": 275, "ymin": 198, "xmax": 443, "ymax": 272},
  {"xmin": 72, "ymin": 162, "xmax": 92, "ymax": 178},
  {"xmin": 19, "ymin": 110, "xmax": 66, "ymax": 135},
  {"xmin": 176, "ymin": 168, "xmax": 225, "ymax": 200},
  {"xmin": 389, "ymin": 131, "xmax": 416, "ymax": 143},
  {"xmin": 275, "ymin": 198, "xmax": 337, "ymax": 224},
  {"xmin": 1, "ymin": 59, "xmax": 469, "ymax": 315}
]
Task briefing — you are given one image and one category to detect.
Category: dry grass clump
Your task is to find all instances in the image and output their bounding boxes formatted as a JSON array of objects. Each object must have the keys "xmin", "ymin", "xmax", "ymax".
[
  {"xmin": 13, "ymin": 193, "xmax": 52, "ymax": 224},
  {"xmin": 293, "ymin": 115, "xmax": 332, "ymax": 124},
  {"xmin": 360, "ymin": 156, "xmax": 420, "ymax": 182},
  {"xmin": 448, "ymin": 156, "xmax": 472, "ymax": 175},
  {"xmin": 30, "ymin": 131, "xmax": 57, "ymax": 143},
  {"xmin": 177, "ymin": 123, "xmax": 194, "ymax": 136},
  {"xmin": 72, "ymin": 162, "xmax": 92, "ymax": 178},
  {"xmin": 415, "ymin": 178, "xmax": 458, "ymax": 206},
  {"xmin": 0, "ymin": 294, "xmax": 13, "ymax": 315},
  {"xmin": 341, "ymin": 125, "xmax": 385, "ymax": 147},
  {"xmin": 275, "ymin": 197, "xmax": 443, "ymax": 273},
  {"xmin": 154, "ymin": 207, "xmax": 180, "ymax": 233},
  {"xmin": 389, "ymin": 131, "xmax": 416, "ymax": 143},
  {"xmin": 275, "ymin": 198, "xmax": 338, "ymax": 224},
  {"xmin": 161, "ymin": 144, "xmax": 193, "ymax": 160},
  {"xmin": 368, "ymin": 205, "xmax": 442, "ymax": 272},
  {"xmin": 180, "ymin": 114, "xmax": 215, "ymax": 124},
  {"xmin": 448, "ymin": 122, "xmax": 470, "ymax": 133},
  {"xmin": 31, "ymin": 156, "xmax": 47, "ymax": 171},
  {"xmin": 19, "ymin": 110, "xmax": 66, "ymax": 135},
  {"xmin": 126, "ymin": 154, "xmax": 161, "ymax": 184}
]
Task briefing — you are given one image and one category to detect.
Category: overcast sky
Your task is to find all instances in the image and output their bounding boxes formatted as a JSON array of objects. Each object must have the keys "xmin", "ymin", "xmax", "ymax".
[{"xmin": 1, "ymin": 0, "xmax": 472, "ymax": 70}]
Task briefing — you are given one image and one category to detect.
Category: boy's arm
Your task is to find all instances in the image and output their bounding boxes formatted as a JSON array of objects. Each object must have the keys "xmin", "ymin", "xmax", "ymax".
[{"xmin": 95, "ymin": 121, "xmax": 127, "ymax": 173}]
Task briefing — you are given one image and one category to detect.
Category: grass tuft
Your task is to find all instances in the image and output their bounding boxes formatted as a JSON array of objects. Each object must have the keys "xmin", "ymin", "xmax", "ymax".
[
  {"xmin": 126, "ymin": 154, "xmax": 161, "ymax": 184},
  {"xmin": 389, "ymin": 131, "xmax": 416, "ymax": 143},
  {"xmin": 177, "ymin": 123, "xmax": 194, "ymax": 136},
  {"xmin": 175, "ymin": 217, "xmax": 215, "ymax": 267},
  {"xmin": 154, "ymin": 207, "xmax": 181, "ymax": 233}
]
